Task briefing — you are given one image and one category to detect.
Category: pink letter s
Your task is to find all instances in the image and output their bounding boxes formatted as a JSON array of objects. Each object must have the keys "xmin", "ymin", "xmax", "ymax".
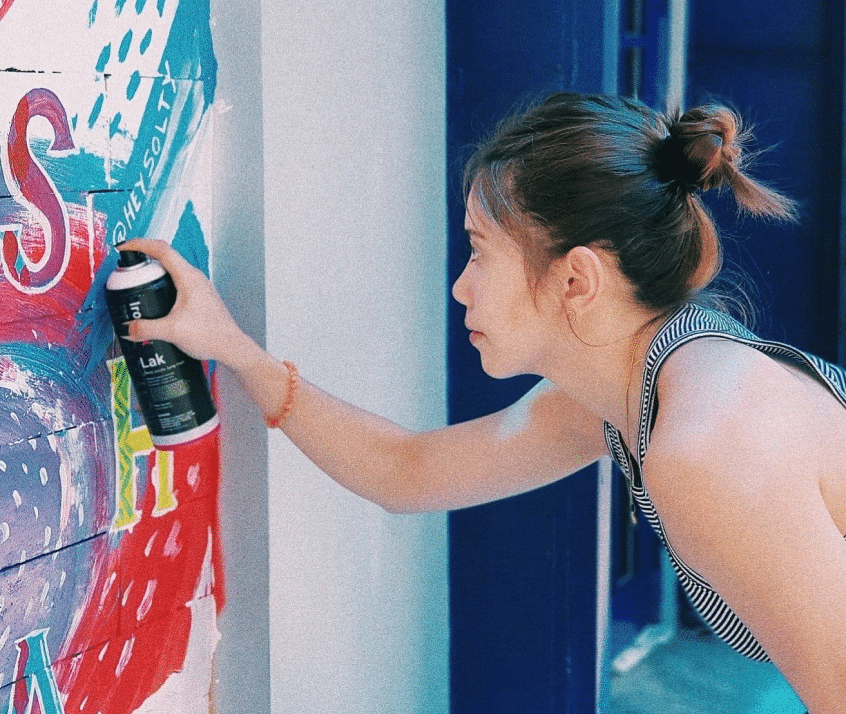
[{"xmin": 2, "ymin": 88, "xmax": 74, "ymax": 294}]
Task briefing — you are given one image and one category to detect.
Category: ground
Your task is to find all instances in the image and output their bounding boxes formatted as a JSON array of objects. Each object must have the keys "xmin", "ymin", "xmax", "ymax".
[{"xmin": 609, "ymin": 629, "xmax": 806, "ymax": 714}]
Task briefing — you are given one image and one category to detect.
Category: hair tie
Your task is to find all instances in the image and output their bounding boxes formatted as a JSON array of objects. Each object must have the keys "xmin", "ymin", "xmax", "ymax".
[{"xmin": 656, "ymin": 134, "xmax": 700, "ymax": 192}]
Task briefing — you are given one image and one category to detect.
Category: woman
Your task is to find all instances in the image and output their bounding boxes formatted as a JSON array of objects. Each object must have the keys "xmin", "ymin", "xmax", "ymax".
[{"xmin": 120, "ymin": 93, "xmax": 846, "ymax": 714}]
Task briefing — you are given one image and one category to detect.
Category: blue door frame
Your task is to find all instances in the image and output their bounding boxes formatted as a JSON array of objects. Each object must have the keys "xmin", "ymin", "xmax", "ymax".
[{"xmin": 687, "ymin": 0, "xmax": 844, "ymax": 361}]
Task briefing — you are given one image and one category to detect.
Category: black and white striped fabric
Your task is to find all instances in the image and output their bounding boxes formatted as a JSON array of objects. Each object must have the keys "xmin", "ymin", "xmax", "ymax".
[{"xmin": 603, "ymin": 302, "xmax": 846, "ymax": 662}]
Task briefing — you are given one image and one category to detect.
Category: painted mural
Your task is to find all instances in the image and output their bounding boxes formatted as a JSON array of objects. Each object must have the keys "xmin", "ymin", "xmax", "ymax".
[{"xmin": 0, "ymin": 1, "xmax": 224, "ymax": 712}]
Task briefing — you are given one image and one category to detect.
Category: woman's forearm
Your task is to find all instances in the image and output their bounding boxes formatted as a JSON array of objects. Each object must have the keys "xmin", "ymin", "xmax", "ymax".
[{"xmin": 222, "ymin": 334, "xmax": 419, "ymax": 512}]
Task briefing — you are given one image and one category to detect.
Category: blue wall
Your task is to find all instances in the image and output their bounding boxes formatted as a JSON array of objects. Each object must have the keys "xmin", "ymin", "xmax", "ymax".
[{"xmin": 448, "ymin": 0, "xmax": 846, "ymax": 709}]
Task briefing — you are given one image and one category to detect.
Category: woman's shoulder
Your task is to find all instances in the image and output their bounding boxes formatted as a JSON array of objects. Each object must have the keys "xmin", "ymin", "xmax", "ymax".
[{"xmin": 648, "ymin": 335, "xmax": 800, "ymax": 466}]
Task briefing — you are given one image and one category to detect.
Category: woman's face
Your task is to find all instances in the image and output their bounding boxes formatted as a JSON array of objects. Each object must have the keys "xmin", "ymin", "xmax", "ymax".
[{"xmin": 452, "ymin": 189, "xmax": 559, "ymax": 379}]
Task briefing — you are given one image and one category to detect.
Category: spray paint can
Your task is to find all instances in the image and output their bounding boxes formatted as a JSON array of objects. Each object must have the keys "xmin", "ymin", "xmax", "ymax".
[{"xmin": 105, "ymin": 246, "xmax": 219, "ymax": 448}]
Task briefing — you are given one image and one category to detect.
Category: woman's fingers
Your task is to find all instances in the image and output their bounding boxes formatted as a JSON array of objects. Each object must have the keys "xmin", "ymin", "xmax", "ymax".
[
  {"xmin": 118, "ymin": 237, "xmax": 170, "ymax": 261},
  {"xmin": 115, "ymin": 238, "xmax": 244, "ymax": 363},
  {"xmin": 125, "ymin": 315, "xmax": 171, "ymax": 343}
]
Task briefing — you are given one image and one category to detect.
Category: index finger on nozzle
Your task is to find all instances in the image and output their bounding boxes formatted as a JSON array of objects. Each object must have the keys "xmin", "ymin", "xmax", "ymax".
[
  {"xmin": 117, "ymin": 238, "xmax": 171, "ymax": 262},
  {"xmin": 117, "ymin": 238, "xmax": 192, "ymax": 277}
]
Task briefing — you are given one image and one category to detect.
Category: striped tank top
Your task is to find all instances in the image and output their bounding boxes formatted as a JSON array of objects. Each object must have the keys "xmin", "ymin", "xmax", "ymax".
[{"xmin": 603, "ymin": 302, "xmax": 846, "ymax": 662}]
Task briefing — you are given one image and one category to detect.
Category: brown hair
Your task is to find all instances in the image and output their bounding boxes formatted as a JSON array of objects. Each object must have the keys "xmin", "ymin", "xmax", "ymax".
[{"xmin": 463, "ymin": 93, "xmax": 797, "ymax": 312}]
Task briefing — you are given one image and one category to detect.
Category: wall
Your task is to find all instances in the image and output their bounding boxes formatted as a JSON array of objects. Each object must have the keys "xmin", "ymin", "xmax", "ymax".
[
  {"xmin": 0, "ymin": 1, "xmax": 223, "ymax": 713},
  {"xmin": 0, "ymin": 1, "xmax": 448, "ymax": 711},
  {"xmin": 687, "ymin": 0, "xmax": 844, "ymax": 360},
  {"xmin": 258, "ymin": 0, "xmax": 449, "ymax": 712}
]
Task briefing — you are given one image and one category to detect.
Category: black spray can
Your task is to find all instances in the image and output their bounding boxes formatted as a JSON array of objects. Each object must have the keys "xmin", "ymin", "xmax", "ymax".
[{"xmin": 105, "ymin": 247, "xmax": 219, "ymax": 448}]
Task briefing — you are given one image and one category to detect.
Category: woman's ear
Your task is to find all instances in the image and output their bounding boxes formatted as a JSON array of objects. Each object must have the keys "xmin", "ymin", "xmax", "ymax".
[{"xmin": 556, "ymin": 245, "xmax": 605, "ymax": 310}]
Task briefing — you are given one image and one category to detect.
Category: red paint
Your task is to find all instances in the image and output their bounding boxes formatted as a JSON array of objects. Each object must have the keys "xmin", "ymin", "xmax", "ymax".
[
  {"xmin": 0, "ymin": 199, "xmax": 108, "ymax": 334},
  {"xmin": 4, "ymin": 89, "xmax": 74, "ymax": 293},
  {"xmin": 0, "ymin": 0, "xmax": 17, "ymax": 22},
  {"xmin": 55, "ymin": 429, "xmax": 224, "ymax": 713},
  {"xmin": 11, "ymin": 639, "xmax": 31, "ymax": 714}
]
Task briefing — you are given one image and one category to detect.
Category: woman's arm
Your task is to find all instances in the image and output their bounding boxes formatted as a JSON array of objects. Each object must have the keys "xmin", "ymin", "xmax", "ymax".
[
  {"xmin": 279, "ymin": 373, "xmax": 607, "ymax": 512},
  {"xmin": 119, "ymin": 239, "xmax": 608, "ymax": 512}
]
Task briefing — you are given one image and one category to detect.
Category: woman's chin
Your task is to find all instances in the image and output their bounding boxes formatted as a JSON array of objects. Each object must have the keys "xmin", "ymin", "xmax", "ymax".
[{"xmin": 478, "ymin": 356, "xmax": 519, "ymax": 381}]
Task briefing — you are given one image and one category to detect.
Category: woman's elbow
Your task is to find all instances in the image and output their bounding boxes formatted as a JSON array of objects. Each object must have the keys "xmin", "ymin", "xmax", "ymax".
[
  {"xmin": 375, "ymin": 436, "xmax": 440, "ymax": 514},
  {"xmin": 379, "ymin": 497, "xmax": 429, "ymax": 515}
]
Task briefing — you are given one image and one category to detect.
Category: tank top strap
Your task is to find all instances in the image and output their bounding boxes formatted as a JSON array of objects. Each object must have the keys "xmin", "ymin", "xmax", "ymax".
[
  {"xmin": 635, "ymin": 303, "xmax": 846, "ymax": 465},
  {"xmin": 633, "ymin": 303, "xmax": 757, "ymax": 463}
]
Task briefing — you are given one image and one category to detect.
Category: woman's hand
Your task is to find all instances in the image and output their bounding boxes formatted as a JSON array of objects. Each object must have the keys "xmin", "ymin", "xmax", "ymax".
[{"xmin": 117, "ymin": 238, "xmax": 248, "ymax": 365}]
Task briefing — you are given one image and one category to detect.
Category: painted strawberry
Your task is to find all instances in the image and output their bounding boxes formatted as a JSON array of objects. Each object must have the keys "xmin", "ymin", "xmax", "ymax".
[{"xmin": 55, "ymin": 431, "xmax": 223, "ymax": 714}]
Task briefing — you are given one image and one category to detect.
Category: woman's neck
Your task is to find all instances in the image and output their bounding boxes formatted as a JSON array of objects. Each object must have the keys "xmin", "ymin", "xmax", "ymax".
[{"xmin": 542, "ymin": 306, "xmax": 667, "ymax": 448}]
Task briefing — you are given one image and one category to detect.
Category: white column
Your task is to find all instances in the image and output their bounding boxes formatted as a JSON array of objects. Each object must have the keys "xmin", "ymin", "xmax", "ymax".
[{"xmin": 261, "ymin": 2, "xmax": 449, "ymax": 713}]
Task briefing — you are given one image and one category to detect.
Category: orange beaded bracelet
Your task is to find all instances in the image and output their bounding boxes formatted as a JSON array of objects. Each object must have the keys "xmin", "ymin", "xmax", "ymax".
[{"xmin": 265, "ymin": 360, "xmax": 299, "ymax": 429}]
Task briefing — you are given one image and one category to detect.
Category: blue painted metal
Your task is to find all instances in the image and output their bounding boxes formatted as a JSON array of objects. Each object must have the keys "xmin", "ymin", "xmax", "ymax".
[
  {"xmin": 607, "ymin": 0, "xmax": 674, "ymax": 663},
  {"xmin": 448, "ymin": 0, "xmax": 846, "ymax": 705},
  {"xmin": 687, "ymin": 0, "xmax": 845, "ymax": 361}
]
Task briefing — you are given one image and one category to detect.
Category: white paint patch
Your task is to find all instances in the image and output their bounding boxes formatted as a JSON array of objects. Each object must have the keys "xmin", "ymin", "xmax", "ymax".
[
  {"xmin": 137, "ymin": 579, "xmax": 157, "ymax": 621},
  {"xmin": 101, "ymin": 571, "xmax": 117, "ymax": 607},
  {"xmin": 131, "ymin": 598, "xmax": 220, "ymax": 714},
  {"xmin": 186, "ymin": 463, "xmax": 201, "ymax": 490},
  {"xmin": 0, "ymin": 358, "xmax": 36, "ymax": 399},
  {"xmin": 163, "ymin": 520, "xmax": 182, "ymax": 558},
  {"xmin": 116, "ymin": 636, "xmax": 135, "ymax": 677},
  {"xmin": 145, "ymin": 531, "xmax": 158, "ymax": 557},
  {"xmin": 122, "ymin": 581, "xmax": 134, "ymax": 608}
]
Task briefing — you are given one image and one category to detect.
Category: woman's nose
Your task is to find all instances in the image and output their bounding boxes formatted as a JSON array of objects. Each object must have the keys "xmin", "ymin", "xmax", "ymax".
[{"xmin": 452, "ymin": 264, "xmax": 470, "ymax": 307}]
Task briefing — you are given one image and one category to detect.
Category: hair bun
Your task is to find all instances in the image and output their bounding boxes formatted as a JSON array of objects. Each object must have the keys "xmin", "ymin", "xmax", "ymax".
[
  {"xmin": 656, "ymin": 134, "xmax": 703, "ymax": 190},
  {"xmin": 656, "ymin": 105, "xmax": 738, "ymax": 193},
  {"xmin": 657, "ymin": 104, "xmax": 797, "ymax": 220}
]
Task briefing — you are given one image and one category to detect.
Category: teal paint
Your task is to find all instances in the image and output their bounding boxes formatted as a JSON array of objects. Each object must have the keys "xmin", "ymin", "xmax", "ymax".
[
  {"xmin": 171, "ymin": 201, "xmax": 210, "ymax": 278},
  {"xmin": 127, "ymin": 71, "xmax": 141, "ymax": 100},
  {"xmin": 118, "ymin": 29, "xmax": 133, "ymax": 62}
]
